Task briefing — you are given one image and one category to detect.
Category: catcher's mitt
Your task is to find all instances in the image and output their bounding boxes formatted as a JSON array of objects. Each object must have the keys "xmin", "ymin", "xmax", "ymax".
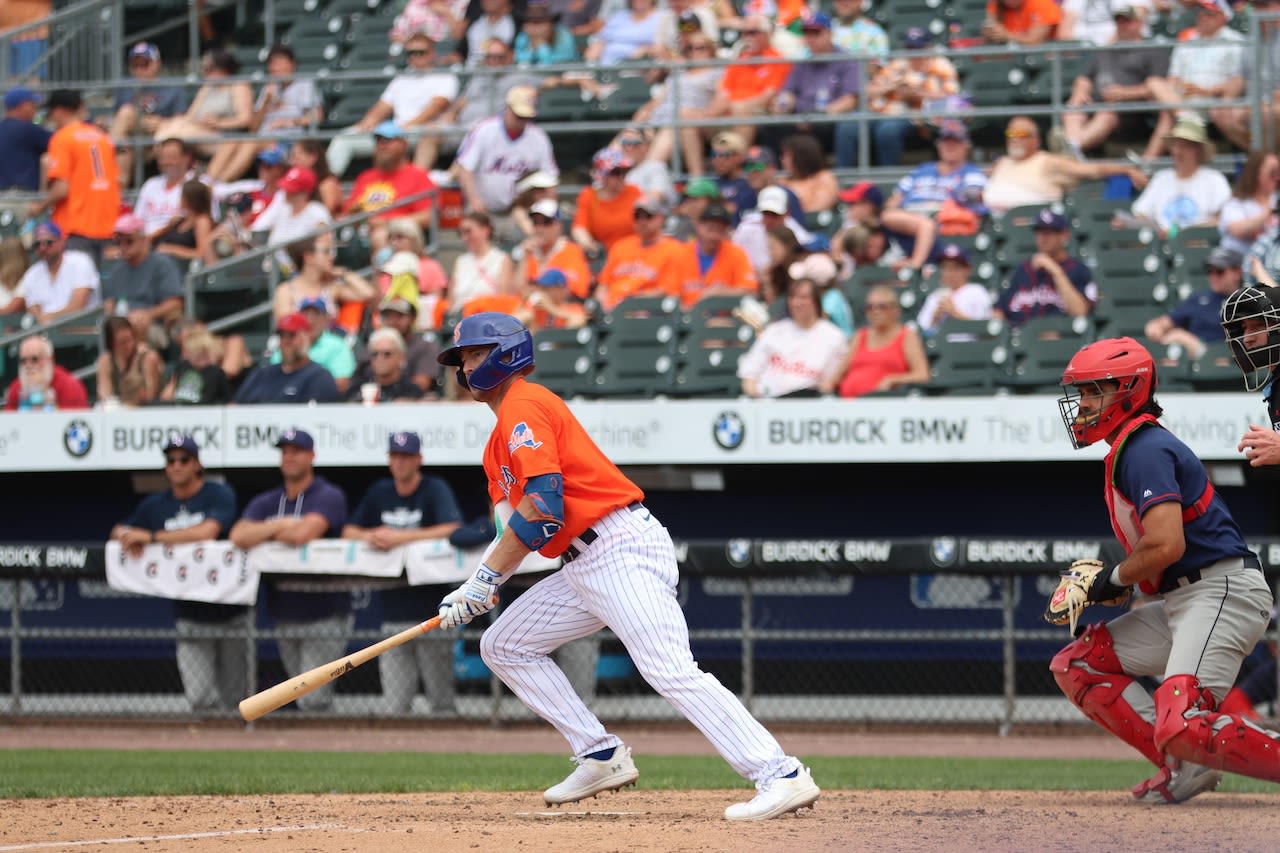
[{"xmin": 1043, "ymin": 559, "xmax": 1131, "ymax": 634}]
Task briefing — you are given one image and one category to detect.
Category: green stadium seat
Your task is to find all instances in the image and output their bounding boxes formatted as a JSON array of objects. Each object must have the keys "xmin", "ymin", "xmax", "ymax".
[
  {"xmin": 530, "ymin": 325, "xmax": 596, "ymax": 398},
  {"xmin": 1187, "ymin": 341, "xmax": 1246, "ymax": 392},
  {"xmin": 995, "ymin": 315, "xmax": 1095, "ymax": 391},
  {"xmin": 924, "ymin": 319, "xmax": 1006, "ymax": 395}
]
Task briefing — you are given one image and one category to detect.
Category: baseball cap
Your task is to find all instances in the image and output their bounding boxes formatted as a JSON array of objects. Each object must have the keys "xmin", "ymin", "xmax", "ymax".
[
  {"xmin": 516, "ymin": 170, "xmax": 559, "ymax": 193},
  {"xmin": 1197, "ymin": 0, "xmax": 1232, "ymax": 19},
  {"xmin": 275, "ymin": 427, "xmax": 315, "ymax": 451},
  {"xmin": 939, "ymin": 243, "xmax": 972, "ymax": 265},
  {"xmin": 677, "ymin": 10, "xmax": 702, "ymax": 32},
  {"xmin": 699, "ymin": 203, "xmax": 732, "ymax": 224},
  {"xmin": 903, "ymin": 26, "xmax": 932, "ymax": 48},
  {"xmin": 937, "ymin": 120, "xmax": 970, "ymax": 143},
  {"xmin": 33, "ymin": 222, "xmax": 62, "ymax": 242},
  {"xmin": 1033, "ymin": 208, "xmax": 1069, "ymax": 231},
  {"xmin": 530, "ymin": 199, "xmax": 561, "ymax": 221},
  {"xmin": 113, "ymin": 213, "xmax": 145, "ymax": 235},
  {"xmin": 379, "ymin": 295, "xmax": 417, "ymax": 315},
  {"xmin": 839, "ymin": 181, "xmax": 884, "ymax": 208},
  {"xmin": 634, "ymin": 194, "xmax": 670, "ymax": 216},
  {"xmin": 4, "ymin": 87, "xmax": 39, "ymax": 110},
  {"xmin": 129, "ymin": 42, "xmax": 161, "ymax": 62},
  {"xmin": 276, "ymin": 312, "xmax": 311, "ymax": 333},
  {"xmin": 257, "ymin": 144, "xmax": 288, "ymax": 166},
  {"xmin": 682, "ymin": 177, "xmax": 720, "ymax": 199},
  {"xmin": 373, "ymin": 120, "xmax": 404, "ymax": 140},
  {"xmin": 1207, "ymin": 245, "xmax": 1244, "ymax": 269},
  {"xmin": 787, "ymin": 253, "xmax": 837, "ymax": 286},
  {"xmin": 534, "ymin": 268, "xmax": 569, "ymax": 287},
  {"xmin": 278, "ymin": 166, "xmax": 316, "ymax": 195},
  {"xmin": 745, "ymin": 145, "xmax": 777, "ymax": 168},
  {"xmin": 524, "ymin": 2, "xmax": 555, "ymax": 21},
  {"xmin": 1112, "ymin": 2, "xmax": 1140, "ymax": 18},
  {"xmin": 162, "ymin": 432, "xmax": 200, "ymax": 458},
  {"xmin": 800, "ymin": 12, "xmax": 832, "ymax": 30},
  {"xmin": 381, "ymin": 250, "xmax": 421, "ymax": 277},
  {"xmin": 711, "ymin": 130, "xmax": 747, "ymax": 155},
  {"xmin": 298, "ymin": 296, "xmax": 330, "ymax": 314},
  {"xmin": 757, "ymin": 186, "xmax": 789, "ymax": 216},
  {"xmin": 506, "ymin": 85, "xmax": 538, "ymax": 119},
  {"xmin": 388, "ymin": 430, "xmax": 422, "ymax": 455}
]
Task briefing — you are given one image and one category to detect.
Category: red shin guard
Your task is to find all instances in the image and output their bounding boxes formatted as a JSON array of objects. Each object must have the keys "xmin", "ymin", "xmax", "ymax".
[
  {"xmin": 1051, "ymin": 622, "xmax": 1164, "ymax": 766},
  {"xmin": 1155, "ymin": 674, "xmax": 1280, "ymax": 784}
]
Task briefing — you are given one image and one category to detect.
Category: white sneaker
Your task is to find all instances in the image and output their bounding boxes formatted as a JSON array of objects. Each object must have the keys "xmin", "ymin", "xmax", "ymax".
[
  {"xmin": 543, "ymin": 745, "xmax": 639, "ymax": 805},
  {"xmin": 1132, "ymin": 758, "xmax": 1222, "ymax": 804},
  {"xmin": 724, "ymin": 766, "xmax": 820, "ymax": 821}
]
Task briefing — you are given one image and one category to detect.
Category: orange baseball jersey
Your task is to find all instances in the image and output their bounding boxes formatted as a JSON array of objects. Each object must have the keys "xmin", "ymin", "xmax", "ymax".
[
  {"xmin": 522, "ymin": 239, "xmax": 592, "ymax": 299},
  {"xmin": 484, "ymin": 378, "xmax": 643, "ymax": 556},
  {"xmin": 47, "ymin": 120, "xmax": 121, "ymax": 239},
  {"xmin": 985, "ymin": 0, "xmax": 1061, "ymax": 35},
  {"xmin": 572, "ymin": 184, "xmax": 643, "ymax": 251},
  {"xmin": 670, "ymin": 239, "xmax": 759, "ymax": 307},
  {"xmin": 720, "ymin": 47, "xmax": 792, "ymax": 103},
  {"xmin": 597, "ymin": 234, "xmax": 684, "ymax": 310}
]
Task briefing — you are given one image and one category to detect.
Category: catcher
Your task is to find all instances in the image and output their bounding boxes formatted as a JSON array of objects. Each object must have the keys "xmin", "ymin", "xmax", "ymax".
[{"xmin": 1046, "ymin": 337, "xmax": 1276, "ymax": 803}]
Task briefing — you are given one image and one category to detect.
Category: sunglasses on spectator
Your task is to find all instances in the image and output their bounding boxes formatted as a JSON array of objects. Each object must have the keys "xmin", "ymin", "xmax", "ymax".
[
  {"xmin": 129, "ymin": 58, "xmax": 151, "ymax": 67},
  {"xmin": 278, "ymin": 330, "xmax": 304, "ymax": 338},
  {"xmin": 1005, "ymin": 129, "xmax": 1036, "ymax": 139},
  {"xmin": 113, "ymin": 235, "xmax": 139, "ymax": 245},
  {"xmin": 686, "ymin": 43, "xmax": 713, "ymax": 53},
  {"xmin": 1207, "ymin": 266, "xmax": 1233, "ymax": 274},
  {"xmin": 18, "ymin": 355, "xmax": 45, "ymax": 366},
  {"xmin": 865, "ymin": 301, "xmax": 896, "ymax": 310},
  {"xmin": 619, "ymin": 137, "xmax": 644, "ymax": 146},
  {"xmin": 743, "ymin": 162, "xmax": 766, "ymax": 172},
  {"xmin": 406, "ymin": 49, "xmax": 430, "ymax": 57},
  {"xmin": 165, "ymin": 455, "xmax": 194, "ymax": 466},
  {"xmin": 634, "ymin": 209, "xmax": 656, "ymax": 220},
  {"xmin": 32, "ymin": 240, "xmax": 56, "ymax": 248},
  {"xmin": 531, "ymin": 215, "xmax": 556, "ymax": 226},
  {"xmin": 710, "ymin": 150, "xmax": 736, "ymax": 159}
]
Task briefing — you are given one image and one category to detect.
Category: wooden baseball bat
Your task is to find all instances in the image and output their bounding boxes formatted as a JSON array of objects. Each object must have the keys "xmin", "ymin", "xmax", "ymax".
[{"xmin": 239, "ymin": 616, "xmax": 442, "ymax": 721}]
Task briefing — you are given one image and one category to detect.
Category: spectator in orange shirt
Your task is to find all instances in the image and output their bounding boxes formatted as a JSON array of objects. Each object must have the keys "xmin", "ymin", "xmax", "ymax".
[
  {"xmin": 517, "ymin": 268, "xmax": 590, "ymax": 330},
  {"xmin": 28, "ymin": 89, "xmax": 121, "ymax": 265},
  {"xmin": 705, "ymin": 15, "xmax": 792, "ymax": 146},
  {"xmin": 596, "ymin": 194, "xmax": 683, "ymax": 310},
  {"xmin": 571, "ymin": 148, "xmax": 644, "ymax": 258},
  {"xmin": 982, "ymin": 0, "xmax": 1061, "ymax": 45},
  {"xmin": 519, "ymin": 199, "xmax": 592, "ymax": 299},
  {"xmin": 672, "ymin": 203, "xmax": 759, "ymax": 307}
]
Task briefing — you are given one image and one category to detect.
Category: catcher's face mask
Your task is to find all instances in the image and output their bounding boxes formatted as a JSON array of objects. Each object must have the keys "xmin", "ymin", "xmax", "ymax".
[{"xmin": 1221, "ymin": 285, "xmax": 1280, "ymax": 392}]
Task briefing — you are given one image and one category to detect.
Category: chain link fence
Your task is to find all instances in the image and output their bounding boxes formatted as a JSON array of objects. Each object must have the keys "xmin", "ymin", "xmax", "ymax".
[{"xmin": 5, "ymin": 538, "xmax": 1279, "ymax": 731}]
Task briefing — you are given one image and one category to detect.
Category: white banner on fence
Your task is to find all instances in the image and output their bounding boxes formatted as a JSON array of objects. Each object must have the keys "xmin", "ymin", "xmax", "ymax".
[
  {"xmin": 105, "ymin": 541, "xmax": 259, "ymax": 605},
  {"xmin": 0, "ymin": 392, "xmax": 1262, "ymax": 471},
  {"xmin": 247, "ymin": 540, "xmax": 405, "ymax": 577},
  {"xmin": 403, "ymin": 538, "xmax": 561, "ymax": 585}
]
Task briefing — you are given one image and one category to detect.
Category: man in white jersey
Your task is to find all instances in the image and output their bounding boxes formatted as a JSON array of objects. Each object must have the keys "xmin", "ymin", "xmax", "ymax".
[
  {"xmin": 453, "ymin": 86, "xmax": 558, "ymax": 244},
  {"xmin": 326, "ymin": 33, "xmax": 459, "ymax": 177}
]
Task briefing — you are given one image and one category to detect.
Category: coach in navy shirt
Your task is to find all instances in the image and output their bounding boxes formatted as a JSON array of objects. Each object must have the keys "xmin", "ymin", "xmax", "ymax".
[
  {"xmin": 230, "ymin": 428, "xmax": 350, "ymax": 712},
  {"xmin": 110, "ymin": 433, "xmax": 242, "ymax": 711},
  {"xmin": 0, "ymin": 87, "xmax": 52, "ymax": 191},
  {"xmin": 343, "ymin": 431, "xmax": 463, "ymax": 716}
]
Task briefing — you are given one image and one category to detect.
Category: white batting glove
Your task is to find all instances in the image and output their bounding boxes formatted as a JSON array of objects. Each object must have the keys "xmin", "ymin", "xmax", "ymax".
[{"xmin": 437, "ymin": 564, "xmax": 502, "ymax": 629}]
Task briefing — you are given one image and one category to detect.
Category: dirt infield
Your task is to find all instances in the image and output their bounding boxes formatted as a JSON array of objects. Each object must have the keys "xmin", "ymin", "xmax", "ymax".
[{"xmin": 5, "ymin": 724, "xmax": 1280, "ymax": 852}]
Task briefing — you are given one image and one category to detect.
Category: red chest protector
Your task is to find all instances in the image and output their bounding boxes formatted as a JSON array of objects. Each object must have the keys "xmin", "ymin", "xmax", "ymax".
[{"xmin": 1103, "ymin": 414, "xmax": 1215, "ymax": 595}]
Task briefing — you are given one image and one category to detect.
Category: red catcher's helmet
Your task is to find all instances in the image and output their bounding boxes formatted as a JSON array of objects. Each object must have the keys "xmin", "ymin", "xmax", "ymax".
[{"xmin": 1058, "ymin": 337, "xmax": 1157, "ymax": 449}]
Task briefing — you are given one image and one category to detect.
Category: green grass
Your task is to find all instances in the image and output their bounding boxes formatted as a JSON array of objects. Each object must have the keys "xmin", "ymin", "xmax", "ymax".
[{"xmin": 4, "ymin": 751, "xmax": 1279, "ymax": 798}]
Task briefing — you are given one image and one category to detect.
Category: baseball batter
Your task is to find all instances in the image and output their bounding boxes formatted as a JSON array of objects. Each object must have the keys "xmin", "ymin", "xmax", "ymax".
[
  {"xmin": 434, "ymin": 312, "xmax": 820, "ymax": 820},
  {"xmin": 1048, "ymin": 337, "xmax": 1278, "ymax": 803}
]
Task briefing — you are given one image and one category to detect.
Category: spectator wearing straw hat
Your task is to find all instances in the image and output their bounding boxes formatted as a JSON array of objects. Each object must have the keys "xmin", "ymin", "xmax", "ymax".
[{"xmin": 1126, "ymin": 114, "xmax": 1231, "ymax": 235}]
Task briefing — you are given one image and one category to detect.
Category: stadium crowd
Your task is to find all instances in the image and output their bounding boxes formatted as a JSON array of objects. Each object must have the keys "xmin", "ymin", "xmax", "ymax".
[{"xmin": 1, "ymin": 0, "xmax": 1279, "ymax": 408}]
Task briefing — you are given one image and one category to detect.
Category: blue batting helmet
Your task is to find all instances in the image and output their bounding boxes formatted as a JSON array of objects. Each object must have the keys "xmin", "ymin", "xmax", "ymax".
[{"xmin": 437, "ymin": 312, "xmax": 535, "ymax": 390}]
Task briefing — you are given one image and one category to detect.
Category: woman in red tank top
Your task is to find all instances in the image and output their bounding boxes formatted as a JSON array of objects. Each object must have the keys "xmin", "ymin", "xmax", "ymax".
[{"xmin": 831, "ymin": 284, "xmax": 930, "ymax": 398}]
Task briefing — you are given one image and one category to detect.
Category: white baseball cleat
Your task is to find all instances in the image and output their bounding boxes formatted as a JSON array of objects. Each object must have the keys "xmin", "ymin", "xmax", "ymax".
[
  {"xmin": 724, "ymin": 766, "xmax": 820, "ymax": 821},
  {"xmin": 543, "ymin": 745, "xmax": 639, "ymax": 805},
  {"xmin": 1132, "ymin": 759, "xmax": 1222, "ymax": 804}
]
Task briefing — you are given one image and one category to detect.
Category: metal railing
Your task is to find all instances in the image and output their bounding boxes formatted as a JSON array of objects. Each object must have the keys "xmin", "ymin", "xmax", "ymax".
[{"xmin": 0, "ymin": 0, "xmax": 123, "ymax": 85}]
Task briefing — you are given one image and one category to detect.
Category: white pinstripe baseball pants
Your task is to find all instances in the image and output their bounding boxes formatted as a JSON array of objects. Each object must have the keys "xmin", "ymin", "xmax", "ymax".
[{"xmin": 480, "ymin": 505, "xmax": 800, "ymax": 784}]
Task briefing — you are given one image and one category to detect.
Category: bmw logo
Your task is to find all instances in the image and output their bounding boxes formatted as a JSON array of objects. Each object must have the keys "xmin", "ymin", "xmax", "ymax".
[
  {"xmin": 726, "ymin": 538, "xmax": 752, "ymax": 568},
  {"xmin": 713, "ymin": 411, "xmax": 745, "ymax": 450},
  {"xmin": 930, "ymin": 537, "xmax": 958, "ymax": 568},
  {"xmin": 63, "ymin": 419, "xmax": 92, "ymax": 457}
]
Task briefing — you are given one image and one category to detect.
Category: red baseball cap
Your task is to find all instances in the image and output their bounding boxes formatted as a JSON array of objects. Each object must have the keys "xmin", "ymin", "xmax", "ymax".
[
  {"xmin": 279, "ymin": 166, "xmax": 317, "ymax": 195},
  {"xmin": 276, "ymin": 312, "xmax": 311, "ymax": 333}
]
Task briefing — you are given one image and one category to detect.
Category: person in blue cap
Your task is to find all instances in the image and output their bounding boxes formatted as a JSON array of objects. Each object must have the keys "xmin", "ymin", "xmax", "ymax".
[
  {"xmin": 231, "ymin": 427, "xmax": 351, "ymax": 712},
  {"xmin": 993, "ymin": 207, "xmax": 1098, "ymax": 327},
  {"xmin": 110, "ymin": 432, "xmax": 243, "ymax": 712},
  {"xmin": 343, "ymin": 431, "xmax": 464, "ymax": 716},
  {"xmin": 109, "ymin": 42, "xmax": 188, "ymax": 187},
  {"xmin": 0, "ymin": 86, "xmax": 50, "ymax": 191}
]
